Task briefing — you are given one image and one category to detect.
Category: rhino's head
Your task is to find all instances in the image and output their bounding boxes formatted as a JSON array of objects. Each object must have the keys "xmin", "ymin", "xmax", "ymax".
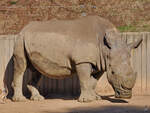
[{"xmin": 103, "ymin": 31, "xmax": 142, "ymax": 99}]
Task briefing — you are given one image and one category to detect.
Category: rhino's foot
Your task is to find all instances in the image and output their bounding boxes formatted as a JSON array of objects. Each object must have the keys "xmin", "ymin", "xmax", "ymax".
[
  {"xmin": 95, "ymin": 93, "xmax": 101, "ymax": 100},
  {"xmin": 30, "ymin": 94, "xmax": 44, "ymax": 101},
  {"xmin": 27, "ymin": 85, "xmax": 44, "ymax": 101},
  {"xmin": 0, "ymin": 89, "xmax": 8, "ymax": 104},
  {"xmin": 12, "ymin": 95, "xmax": 27, "ymax": 102},
  {"xmin": 78, "ymin": 91, "xmax": 101, "ymax": 102}
]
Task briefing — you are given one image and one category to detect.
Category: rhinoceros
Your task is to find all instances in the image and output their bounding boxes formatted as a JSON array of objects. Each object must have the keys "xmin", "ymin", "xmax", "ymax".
[{"xmin": 11, "ymin": 15, "xmax": 142, "ymax": 102}]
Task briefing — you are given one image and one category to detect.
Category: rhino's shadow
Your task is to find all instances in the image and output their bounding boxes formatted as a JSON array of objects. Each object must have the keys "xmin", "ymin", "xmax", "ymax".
[
  {"xmin": 4, "ymin": 57, "xmax": 14, "ymax": 98},
  {"xmin": 101, "ymin": 95, "xmax": 128, "ymax": 103},
  {"xmin": 44, "ymin": 93, "xmax": 80, "ymax": 100},
  {"xmin": 45, "ymin": 94, "xmax": 128, "ymax": 103}
]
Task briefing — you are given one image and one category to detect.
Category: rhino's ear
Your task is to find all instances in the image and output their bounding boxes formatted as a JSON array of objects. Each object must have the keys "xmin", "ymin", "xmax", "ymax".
[
  {"xmin": 104, "ymin": 29, "xmax": 119, "ymax": 49},
  {"xmin": 128, "ymin": 37, "xmax": 143, "ymax": 49},
  {"xmin": 104, "ymin": 33, "xmax": 112, "ymax": 49}
]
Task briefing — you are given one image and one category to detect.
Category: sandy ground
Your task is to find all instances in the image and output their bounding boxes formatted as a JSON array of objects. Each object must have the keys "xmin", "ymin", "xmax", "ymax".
[{"xmin": 0, "ymin": 96, "xmax": 150, "ymax": 113}]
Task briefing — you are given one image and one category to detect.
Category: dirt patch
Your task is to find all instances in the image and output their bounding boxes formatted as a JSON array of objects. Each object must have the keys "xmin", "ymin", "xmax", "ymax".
[
  {"xmin": 0, "ymin": 96, "xmax": 150, "ymax": 113},
  {"xmin": 0, "ymin": 0, "xmax": 150, "ymax": 34}
]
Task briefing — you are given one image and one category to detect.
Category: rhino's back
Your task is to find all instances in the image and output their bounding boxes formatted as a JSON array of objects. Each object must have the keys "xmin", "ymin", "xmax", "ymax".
[{"xmin": 22, "ymin": 16, "xmax": 99, "ymax": 43}]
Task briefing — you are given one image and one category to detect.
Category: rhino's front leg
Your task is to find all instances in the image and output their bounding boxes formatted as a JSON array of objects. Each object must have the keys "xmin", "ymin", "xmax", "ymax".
[{"xmin": 76, "ymin": 63, "xmax": 101, "ymax": 102}]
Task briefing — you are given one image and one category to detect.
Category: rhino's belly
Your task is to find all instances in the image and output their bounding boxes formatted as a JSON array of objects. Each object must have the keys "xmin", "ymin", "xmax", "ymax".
[{"xmin": 29, "ymin": 52, "xmax": 72, "ymax": 79}]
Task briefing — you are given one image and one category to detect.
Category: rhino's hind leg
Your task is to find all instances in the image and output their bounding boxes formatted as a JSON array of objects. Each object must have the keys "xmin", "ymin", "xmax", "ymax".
[
  {"xmin": 12, "ymin": 38, "xmax": 27, "ymax": 102},
  {"xmin": 27, "ymin": 85, "xmax": 44, "ymax": 101},
  {"xmin": 28, "ymin": 71, "xmax": 44, "ymax": 101},
  {"xmin": 76, "ymin": 63, "xmax": 101, "ymax": 102}
]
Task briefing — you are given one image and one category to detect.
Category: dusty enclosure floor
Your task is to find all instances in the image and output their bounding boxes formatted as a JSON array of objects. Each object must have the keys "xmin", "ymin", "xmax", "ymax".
[{"xmin": 0, "ymin": 96, "xmax": 150, "ymax": 113}]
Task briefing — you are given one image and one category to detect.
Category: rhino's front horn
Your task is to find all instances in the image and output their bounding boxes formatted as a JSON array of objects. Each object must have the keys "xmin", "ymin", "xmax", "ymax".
[{"xmin": 128, "ymin": 37, "xmax": 143, "ymax": 49}]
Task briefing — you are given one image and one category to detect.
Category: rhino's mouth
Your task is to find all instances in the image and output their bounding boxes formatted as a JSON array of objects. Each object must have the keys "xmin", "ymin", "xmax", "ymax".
[
  {"xmin": 107, "ymin": 71, "xmax": 134, "ymax": 99},
  {"xmin": 114, "ymin": 84, "xmax": 132, "ymax": 99}
]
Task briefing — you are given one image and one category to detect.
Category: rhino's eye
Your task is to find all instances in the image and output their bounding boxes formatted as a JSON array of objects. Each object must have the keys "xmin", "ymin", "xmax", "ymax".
[{"xmin": 111, "ymin": 71, "xmax": 115, "ymax": 75}]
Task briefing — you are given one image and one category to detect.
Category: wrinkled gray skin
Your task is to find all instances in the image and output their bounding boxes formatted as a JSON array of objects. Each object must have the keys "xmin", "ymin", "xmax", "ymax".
[{"xmin": 11, "ymin": 16, "xmax": 142, "ymax": 102}]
